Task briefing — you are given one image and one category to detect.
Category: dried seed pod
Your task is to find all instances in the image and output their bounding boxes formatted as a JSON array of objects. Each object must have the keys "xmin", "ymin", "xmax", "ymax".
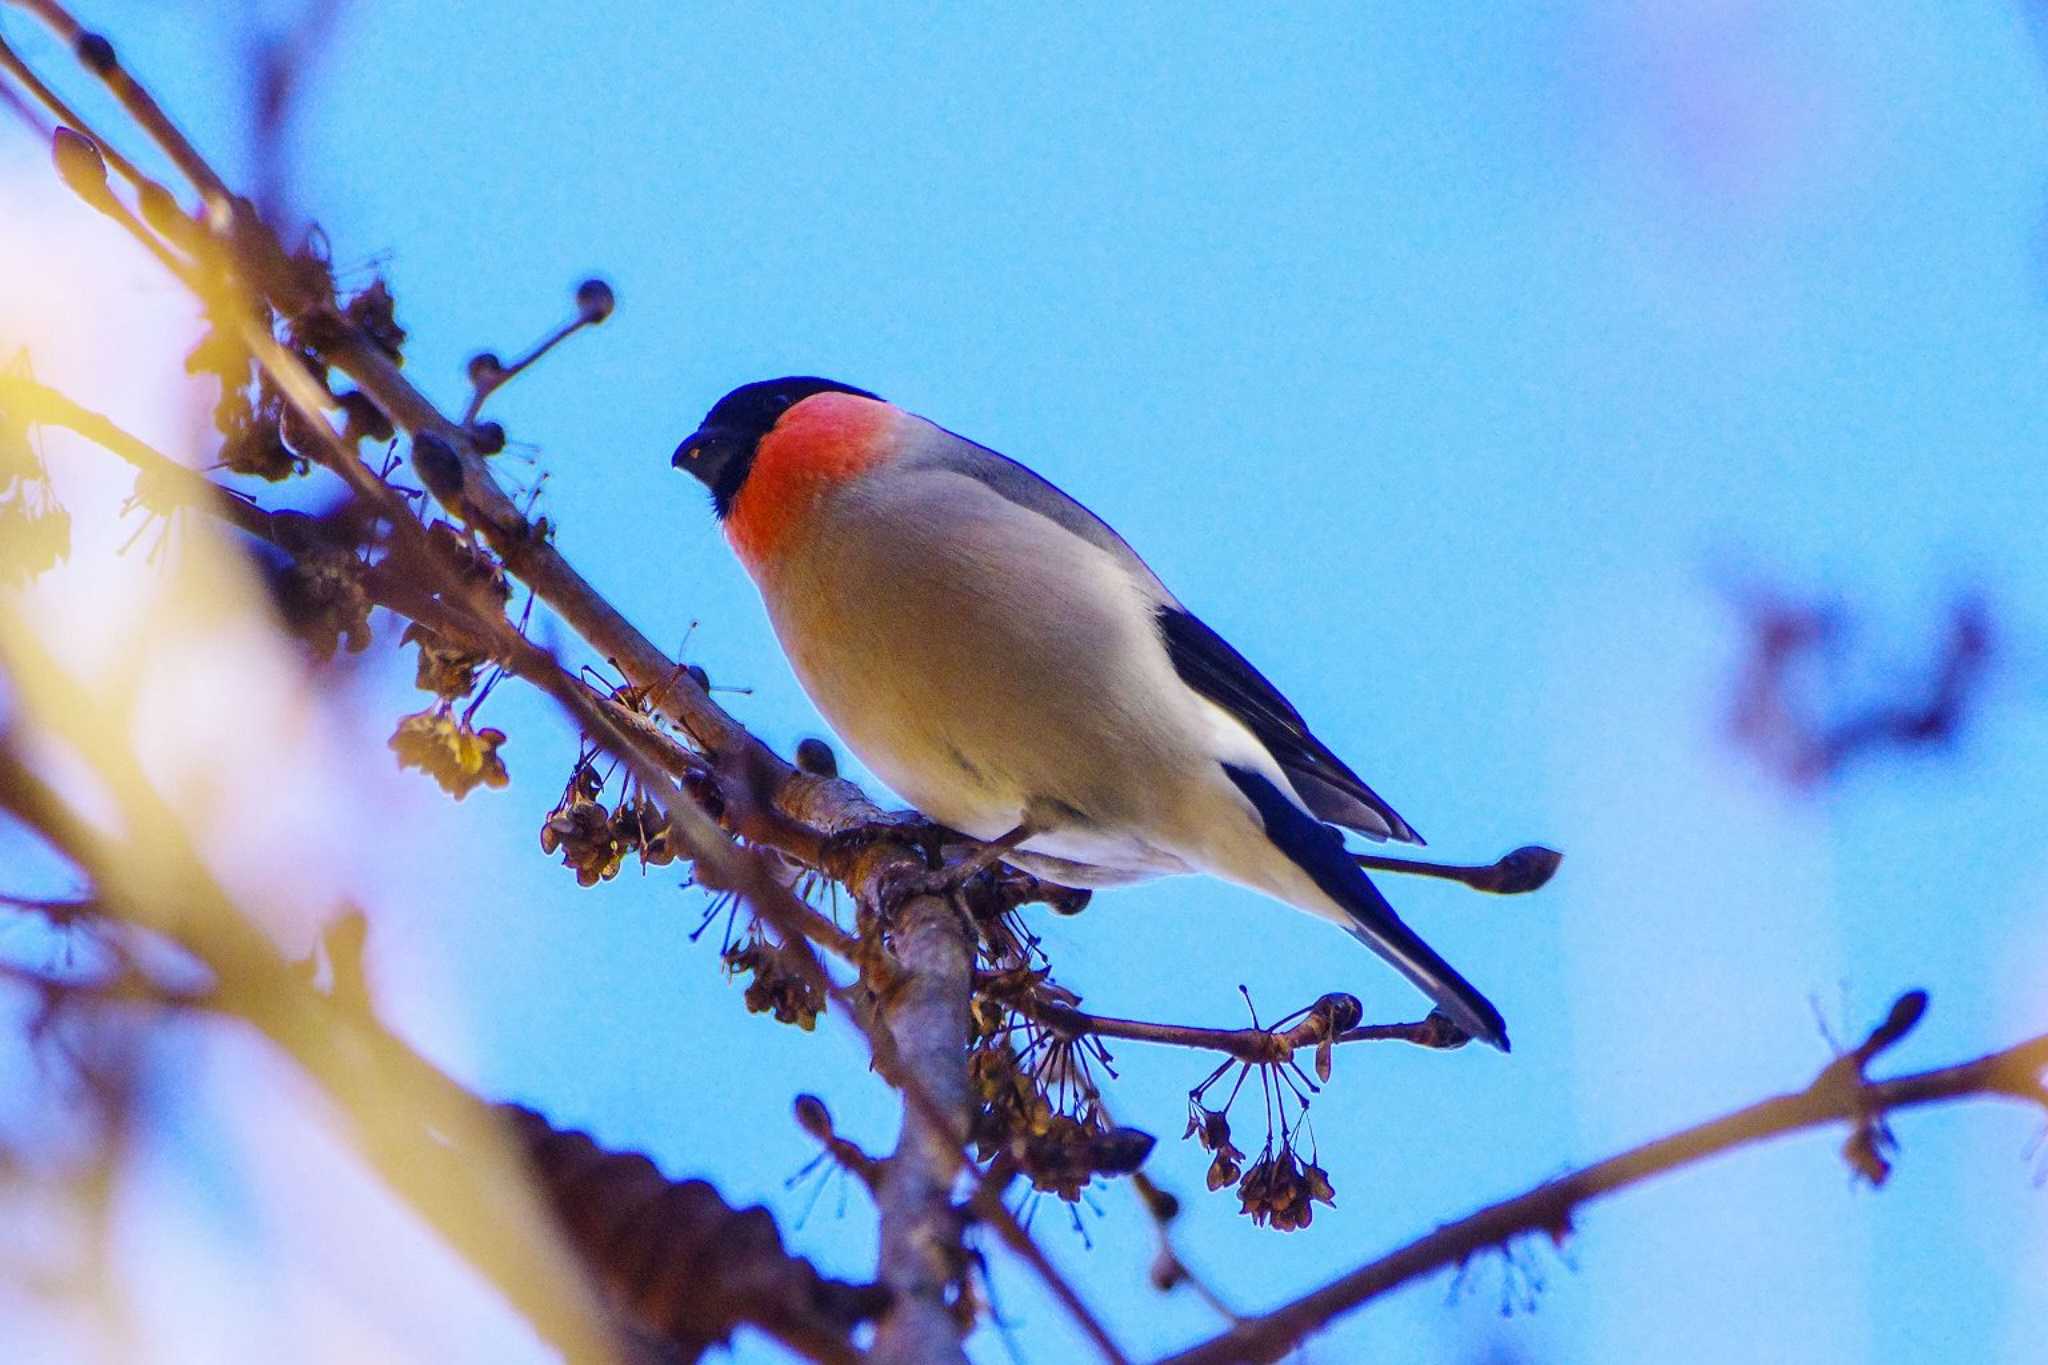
[
  {"xmin": 344, "ymin": 280, "xmax": 407, "ymax": 360},
  {"xmin": 400, "ymin": 621, "xmax": 484, "ymax": 700},
  {"xmin": 269, "ymin": 555, "xmax": 373, "ymax": 660},
  {"xmin": 723, "ymin": 937, "xmax": 824, "ymax": 1030},
  {"xmin": 542, "ymin": 781, "xmax": 623, "ymax": 886},
  {"xmin": 423, "ymin": 520, "xmax": 511, "ymax": 602},
  {"xmin": 610, "ymin": 798, "xmax": 675, "ymax": 868}
]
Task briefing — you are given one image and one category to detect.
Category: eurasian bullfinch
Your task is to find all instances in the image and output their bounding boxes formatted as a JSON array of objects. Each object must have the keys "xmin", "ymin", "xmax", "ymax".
[{"xmin": 672, "ymin": 377, "xmax": 1510, "ymax": 1051}]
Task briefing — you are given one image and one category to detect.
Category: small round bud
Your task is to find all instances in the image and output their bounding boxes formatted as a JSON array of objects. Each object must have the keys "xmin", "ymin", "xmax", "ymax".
[
  {"xmin": 1313, "ymin": 992, "xmax": 1364, "ymax": 1033},
  {"xmin": 412, "ymin": 432, "xmax": 464, "ymax": 501},
  {"xmin": 795, "ymin": 737, "xmax": 838, "ymax": 777},
  {"xmin": 792, "ymin": 1093, "xmax": 832, "ymax": 1140},
  {"xmin": 51, "ymin": 128, "xmax": 113, "ymax": 208},
  {"xmin": 684, "ymin": 663, "xmax": 710, "ymax": 692},
  {"xmin": 466, "ymin": 351, "xmax": 505, "ymax": 388},
  {"xmin": 1091, "ymin": 1126, "xmax": 1157, "ymax": 1176},
  {"xmin": 574, "ymin": 278, "xmax": 615, "ymax": 324},
  {"xmin": 468, "ymin": 420, "xmax": 506, "ymax": 455},
  {"xmin": 76, "ymin": 32, "xmax": 117, "ymax": 74}
]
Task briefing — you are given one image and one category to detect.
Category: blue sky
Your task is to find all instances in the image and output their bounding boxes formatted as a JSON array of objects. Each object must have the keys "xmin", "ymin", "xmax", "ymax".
[{"xmin": 4, "ymin": 1, "xmax": 2048, "ymax": 1361}]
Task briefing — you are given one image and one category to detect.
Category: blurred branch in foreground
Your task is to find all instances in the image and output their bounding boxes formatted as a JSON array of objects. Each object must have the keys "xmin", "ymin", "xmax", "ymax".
[{"xmin": 0, "ymin": 731, "xmax": 884, "ymax": 1362}]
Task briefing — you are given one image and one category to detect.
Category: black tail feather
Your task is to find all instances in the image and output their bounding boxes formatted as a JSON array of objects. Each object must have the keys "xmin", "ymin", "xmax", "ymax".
[{"xmin": 1223, "ymin": 764, "xmax": 1510, "ymax": 1052}]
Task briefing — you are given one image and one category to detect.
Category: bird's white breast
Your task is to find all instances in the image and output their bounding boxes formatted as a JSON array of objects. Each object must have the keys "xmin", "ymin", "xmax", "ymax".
[{"xmin": 749, "ymin": 446, "xmax": 1247, "ymax": 878}]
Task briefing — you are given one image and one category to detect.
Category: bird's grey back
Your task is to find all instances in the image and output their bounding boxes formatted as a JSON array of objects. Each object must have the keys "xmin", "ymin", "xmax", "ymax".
[
  {"xmin": 899, "ymin": 418, "xmax": 1177, "ymax": 606},
  {"xmin": 891, "ymin": 412, "xmax": 1416, "ymax": 845}
]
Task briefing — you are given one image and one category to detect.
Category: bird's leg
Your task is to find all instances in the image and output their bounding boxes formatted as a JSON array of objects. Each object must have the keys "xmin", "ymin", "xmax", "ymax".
[
  {"xmin": 877, "ymin": 822, "xmax": 1040, "ymax": 910},
  {"xmin": 948, "ymin": 822, "xmax": 1038, "ymax": 880},
  {"xmin": 1352, "ymin": 844, "xmax": 1562, "ymax": 896}
]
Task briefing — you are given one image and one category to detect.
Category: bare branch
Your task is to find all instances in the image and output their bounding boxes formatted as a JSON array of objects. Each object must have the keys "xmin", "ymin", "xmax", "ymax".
[
  {"xmin": 995, "ymin": 980, "xmax": 1466, "ymax": 1065},
  {"xmin": 1155, "ymin": 993, "xmax": 2048, "ymax": 1365},
  {"xmin": 1353, "ymin": 844, "xmax": 1562, "ymax": 896},
  {"xmin": 871, "ymin": 893, "xmax": 976, "ymax": 1364}
]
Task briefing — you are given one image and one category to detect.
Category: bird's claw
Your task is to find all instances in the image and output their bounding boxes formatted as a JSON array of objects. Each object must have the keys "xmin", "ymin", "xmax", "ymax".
[{"xmin": 876, "ymin": 858, "xmax": 980, "ymax": 911}]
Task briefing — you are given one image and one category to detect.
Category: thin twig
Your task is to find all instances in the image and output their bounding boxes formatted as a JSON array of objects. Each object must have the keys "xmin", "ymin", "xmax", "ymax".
[
  {"xmin": 1353, "ymin": 844, "xmax": 1562, "ymax": 896},
  {"xmin": 1155, "ymin": 994, "xmax": 2048, "ymax": 1365},
  {"xmin": 1002, "ymin": 986, "xmax": 1460, "ymax": 1065}
]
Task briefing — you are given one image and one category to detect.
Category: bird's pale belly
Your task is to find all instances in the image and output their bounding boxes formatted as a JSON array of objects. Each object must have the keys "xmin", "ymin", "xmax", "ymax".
[{"xmin": 762, "ymin": 516, "xmax": 1199, "ymax": 881}]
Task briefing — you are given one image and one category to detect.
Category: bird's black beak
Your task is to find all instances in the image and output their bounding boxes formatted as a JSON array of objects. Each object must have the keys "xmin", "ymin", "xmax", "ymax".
[
  {"xmin": 672, "ymin": 425, "xmax": 734, "ymax": 487},
  {"xmin": 673, "ymin": 419, "xmax": 761, "ymax": 518}
]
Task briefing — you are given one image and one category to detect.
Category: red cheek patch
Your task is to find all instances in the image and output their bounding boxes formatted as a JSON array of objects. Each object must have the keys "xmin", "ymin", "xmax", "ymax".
[{"xmin": 726, "ymin": 393, "xmax": 901, "ymax": 572}]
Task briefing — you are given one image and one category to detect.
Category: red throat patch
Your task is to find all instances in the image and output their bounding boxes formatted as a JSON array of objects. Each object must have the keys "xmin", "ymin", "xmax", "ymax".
[{"xmin": 725, "ymin": 393, "xmax": 902, "ymax": 573}]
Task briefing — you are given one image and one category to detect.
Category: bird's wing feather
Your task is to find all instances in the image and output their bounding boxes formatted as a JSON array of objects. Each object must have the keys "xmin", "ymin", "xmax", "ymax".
[
  {"xmin": 906, "ymin": 418, "xmax": 1420, "ymax": 845},
  {"xmin": 906, "ymin": 422, "xmax": 1174, "ymax": 599},
  {"xmin": 1223, "ymin": 764, "xmax": 1501, "ymax": 1048},
  {"xmin": 1159, "ymin": 606, "xmax": 1422, "ymax": 844}
]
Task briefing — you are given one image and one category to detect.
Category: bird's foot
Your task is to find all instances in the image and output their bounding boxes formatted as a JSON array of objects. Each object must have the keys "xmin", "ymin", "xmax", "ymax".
[
  {"xmin": 874, "ymin": 856, "xmax": 993, "ymax": 911},
  {"xmin": 818, "ymin": 817, "xmax": 948, "ymax": 879}
]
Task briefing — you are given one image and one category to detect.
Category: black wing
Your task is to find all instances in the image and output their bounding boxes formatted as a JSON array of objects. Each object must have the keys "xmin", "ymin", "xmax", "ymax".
[{"xmin": 1158, "ymin": 605, "xmax": 1422, "ymax": 844}]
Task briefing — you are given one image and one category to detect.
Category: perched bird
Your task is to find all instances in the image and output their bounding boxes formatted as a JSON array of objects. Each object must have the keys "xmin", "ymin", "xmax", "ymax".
[{"xmin": 672, "ymin": 378, "xmax": 1509, "ymax": 1050}]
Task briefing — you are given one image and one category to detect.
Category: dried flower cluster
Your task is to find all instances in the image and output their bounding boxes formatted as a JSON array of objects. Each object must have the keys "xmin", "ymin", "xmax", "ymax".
[
  {"xmin": 389, "ymin": 707, "xmax": 510, "ymax": 799},
  {"xmin": 267, "ymin": 552, "xmax": 373, "ymax": 660},
  {"xmin": 1171, "ymin": 992, "xmax": 1361, "ymax": 1229},
  {"xmin": 537, "ymin": 746, "xmax": 681, "ymax": 887},
  {"xmin": 724, "ymin": 934, "xmax": 825, "ymax": 1030},
  {"xmin": 965, "ymin": 974, "xmax": 1152, "ymax": 1201},
  {"xmin": 544, "ymin": 771, "xmax": 676, "ymax": 885}
]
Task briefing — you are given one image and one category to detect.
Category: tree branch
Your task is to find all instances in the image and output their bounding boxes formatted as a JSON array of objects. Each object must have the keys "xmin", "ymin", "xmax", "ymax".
[
  {"xmin": 870, "ymin": 893, "xmax": 976, "ymax": 1363},
  {"xmin": 1003, "ymin": 986, "xmax": 1469, "ymax": 1065},
  {"xmin": 1155, "ymin": 991, "xmax": 2048, "ymax": 1365}
]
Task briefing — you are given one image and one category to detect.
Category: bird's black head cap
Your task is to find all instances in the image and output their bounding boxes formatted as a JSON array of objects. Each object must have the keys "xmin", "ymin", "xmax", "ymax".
[{"xmin": 672, "ymin": 376, "xmax": 880, "ymax": 517}]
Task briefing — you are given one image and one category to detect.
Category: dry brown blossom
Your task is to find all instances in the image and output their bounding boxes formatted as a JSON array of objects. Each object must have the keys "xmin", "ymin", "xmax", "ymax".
[
  {"xmin": 724, "ymin": 935, "xmax": 824, "ymax": 1030},
  {"xmin": 1236, "ymin": 1143, "xmax": 1335, "ymax": 1232},
  {"xmin": 268, "ymin": 554, "xmax": 372, "ymax": 660},
  {"xmin": 609, "ymin": 795, "xmax": 677, "ymax": 868},
  {"xmin": 422, "ymin": 520, "xmax": 512, "ymax": 604},
  {"xmin": 401, "ymin": 620, "xmax": 485, "ymax": 700},
  {"xmin": 389, "ymin": 707, "xmax": 509, "ymax": 799},
  {"xmin": 540, "ymin": 764, "xmax": 623, "ymax": 886},
  {"xmin": 1184, "ymin": 1103, "xmax": 1246, "ymax": 1192}
]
